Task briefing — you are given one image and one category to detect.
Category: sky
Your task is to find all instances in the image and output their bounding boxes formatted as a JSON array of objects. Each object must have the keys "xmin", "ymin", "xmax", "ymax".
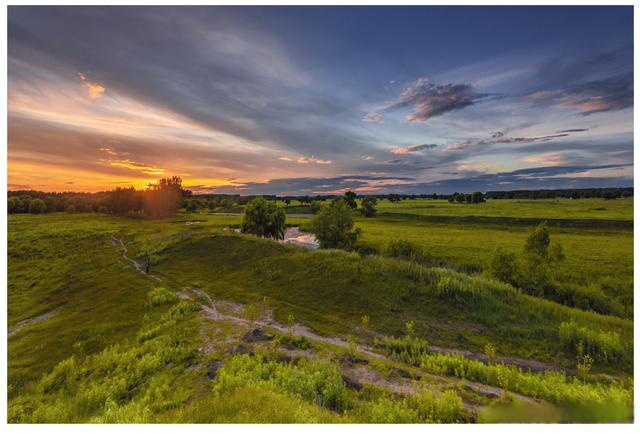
[{"xmin": 7, "ymin": 6, "xmax": 634, "ymax": 195}]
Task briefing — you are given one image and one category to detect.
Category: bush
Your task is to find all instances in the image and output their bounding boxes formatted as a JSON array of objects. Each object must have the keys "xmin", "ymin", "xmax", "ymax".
[
  {"xmin": 385, "ymin": 239, "xmax": 424, "ymax": 262},
  {"xmin": 147, "ymin": 287, "xmax": 178, "ymax": 306},
  {"xmin": 558, "ymin": 320, "xmax": 628, "ymax": 365},
  {"xmin": 374, "ymin": 336, "xmax": 430, "ymax": 366},
  {"xmin": 487, "ymin": 247, "xmax": 518, "ymax": 286},
  {"xmin": 419, "ymin": 352, "xmax": 632, "ymax": 411},
  {"xmin": 214, "ymin": 354, "xmax": 349, "ymax": 412}
]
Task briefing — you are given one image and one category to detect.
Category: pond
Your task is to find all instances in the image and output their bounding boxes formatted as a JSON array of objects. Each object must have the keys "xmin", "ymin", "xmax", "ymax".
[
  {"xmin": 282, "ymin": 227, "xmax": 319, "ymax": 249},
  {"xmin": 232, "ymin": 226, "xmax": 319, "ymax": 249}
]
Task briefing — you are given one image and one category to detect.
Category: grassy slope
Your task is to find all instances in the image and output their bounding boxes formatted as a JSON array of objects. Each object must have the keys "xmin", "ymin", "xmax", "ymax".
[{"xmin": 154, "ymin": 233, "xmax": 632, "ymax": 372}]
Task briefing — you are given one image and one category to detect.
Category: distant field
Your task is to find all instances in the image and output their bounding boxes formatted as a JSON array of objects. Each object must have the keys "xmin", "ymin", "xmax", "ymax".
[
  {"xmin": 374, "ymin": 198, "xmax": 633, "ymax": 221},
  {"xmin": 353, "ymin": 216, "xmax": 633, "ymax": 289}
]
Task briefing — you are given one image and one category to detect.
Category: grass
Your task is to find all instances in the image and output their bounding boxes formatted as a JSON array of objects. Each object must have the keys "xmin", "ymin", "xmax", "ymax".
[
  {"xmin": 374, "ymin": 197, "xmax": 633, "ymax": 221},
  {"xmin": 7, "ymin": 201, "xmax": 634, "ymax": 423}
]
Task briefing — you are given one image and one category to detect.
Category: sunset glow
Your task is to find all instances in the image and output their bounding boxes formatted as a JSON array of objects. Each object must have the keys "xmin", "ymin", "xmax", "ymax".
[{"xmin": 8, "ymin": 6, "xmax": 633, "ymax": 194}]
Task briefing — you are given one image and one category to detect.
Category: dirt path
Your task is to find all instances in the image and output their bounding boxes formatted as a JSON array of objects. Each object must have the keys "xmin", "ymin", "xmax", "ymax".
[
  {"xmin": 8, "ymin": 308, "xmax": 62, "ymax": 338},
  {"xmin": 110, "ymin": 236, "xmax": 161, "ymax": 281},
  {"xmin": 179, "ymin": 286, "xmax": 385, "ymax": 360}
]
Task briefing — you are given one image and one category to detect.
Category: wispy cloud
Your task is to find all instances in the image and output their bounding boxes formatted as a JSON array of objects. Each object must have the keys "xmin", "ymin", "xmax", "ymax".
[
  {"xmin": 279, "ymin": 155, "xmax": 332, "ymax": 164},
  {"xmin": 522, "ymin": 152, "xmax": 568, "ymax": 166},
  {"xmin": 529, "ymin": 74, "xmax": 632, "ymax": 116},
  {"xmin": 390, "ymin": 143, "xmax": 438, "ymax": 155}
]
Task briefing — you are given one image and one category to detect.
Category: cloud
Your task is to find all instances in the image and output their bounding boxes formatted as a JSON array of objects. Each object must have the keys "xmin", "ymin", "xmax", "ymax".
[
  {"xmin": 556, "ymin": 128, "xmax": 589, "ymax": 133},
  {"xmin": 279, "ymin": 155, "xmax": 332, "ymax": 164},
  {"xmin": 195, "ymin": 164, "xmax": 632, "ymax": 195},
  {"xmin": 366, "ymin": 78, "xmax": 491, "ymax": 123},
  {"xmin": 362, "ymin": 111, "xmax": 382, "ymax": 123},
  {"xmin": 443, "ymin": 131, "xmax": 571, "ymax": 152},
  {"xmin": 209, "ymin": 174, "xmax": 415, "ymax": 195},
  {"xmin": 529, "ymin": 74, "xmax": 633, "ymax": 116},
  {"xmin": 390, "ymin": 143, "xmax": 438, "ymax": 155},
  {"xmin": 78, "ymin": 72, "xmax": 105, "ymax": 99},
  {"xmin": 522, "ymin": 152, "xmax": 568, "ymax": 166},
  {"xmin": 360, "ymin": 155, "xmax": 374, "ymax": 160}
]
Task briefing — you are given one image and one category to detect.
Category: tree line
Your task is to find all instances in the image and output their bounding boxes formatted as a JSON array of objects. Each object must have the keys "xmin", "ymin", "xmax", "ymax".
[{"xmin": 8, "ymin": 177, "xmax": 191, "ymax": 218}]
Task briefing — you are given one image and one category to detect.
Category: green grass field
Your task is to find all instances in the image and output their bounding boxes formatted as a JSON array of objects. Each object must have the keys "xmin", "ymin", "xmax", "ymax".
[{"xmin": 7, "ymin": 198, "xmax": 635, "ymax": 423}]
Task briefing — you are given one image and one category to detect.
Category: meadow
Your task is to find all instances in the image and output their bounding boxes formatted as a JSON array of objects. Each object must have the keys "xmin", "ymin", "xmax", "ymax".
[{"xmin": 7, "ymin": 196, "xmax": 634, "ymax": 423}]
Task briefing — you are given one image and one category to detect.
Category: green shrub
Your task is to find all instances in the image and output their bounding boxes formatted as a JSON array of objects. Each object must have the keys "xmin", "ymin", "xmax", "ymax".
[
  {"xmin": 386, "ymin": 239, "xmax": 424, "ymax": 262},
  {"xmin": 558, "ymin": 320, "xmax": 628, "ymax": 365},
  {"xmin": 146, "ymin": 287, "xmax": 178, "ymax": 306},
  {"xmin": 374, "ymin": 336, "xmax": 430, "ymax": 366},
  {"xmin": 280, "ymin": 335, "xmax": 312, "ymax": 350},
  {"xmin": 419, "ymin": 352, "xmax": 632, "ymax": 412},
  {"xmin": 214, "ymin": 354, "xmax": 349, "ymax": 412}
]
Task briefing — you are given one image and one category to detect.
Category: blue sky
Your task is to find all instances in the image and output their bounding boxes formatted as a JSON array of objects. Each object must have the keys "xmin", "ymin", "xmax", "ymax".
[{"xmin": 8, "ymin": 6, "xmax": 634, "ymax": 194}]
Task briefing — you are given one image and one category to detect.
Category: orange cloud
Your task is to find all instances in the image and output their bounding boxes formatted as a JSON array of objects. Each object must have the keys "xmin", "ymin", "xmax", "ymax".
[
  {"xmin": 107, "ymin": 159, "xmax": 166, "ymax": 175},
  {"xmin": 78, "ymin": 72, "xmax": 105, "ymax": 99},
  {"xmin": 522, "ymin": 152, "xmax": 567, "ymax": 166}
]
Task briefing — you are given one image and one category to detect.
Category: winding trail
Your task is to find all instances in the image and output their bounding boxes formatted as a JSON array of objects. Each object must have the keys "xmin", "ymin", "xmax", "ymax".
[
  {"xmin": 8, "ymin": 308, "xmax": 62, "ymax": 338},
  {"xmin": 111, "ymin": 235, "xmax": 161, "ymax": 281},
  {"xmin": 111, "ymin": 235, "xmax": 565, "ymax": 407}
]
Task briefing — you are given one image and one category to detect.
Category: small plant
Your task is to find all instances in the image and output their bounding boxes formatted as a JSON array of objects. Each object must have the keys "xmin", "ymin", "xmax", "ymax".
[
  {"xmin": 243, "ymin": 303, "xmax": 260, "ymax": 329},
  {"xmin": 484, "ymin": 342, "xmax": 497, "ymax": 365},
  {"xmin": 347, "ymin": 335, "xmax": 358, "ymax": 357},
  {"xmin": 286, "ymin": 313, "xmax": 295, "ymax": 336},
  {"xmin": 360, "ymin": 314, "xmax": 370, "ymax": 330},
  {"xmin": 577, "ymin": 353, "xmax": 594, "ymax": 383},
  {"xmin": 405, "ymin": 320, "xmax": 415, "ymax": 337}
]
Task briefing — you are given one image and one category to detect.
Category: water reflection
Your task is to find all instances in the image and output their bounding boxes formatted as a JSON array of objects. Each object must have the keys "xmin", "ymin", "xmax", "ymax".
[
  {"xmin": 232, "ymin": 226, "xmax": 319, "ymax": 249},
  {"xmin": 282, "ymin": 227, "xmax": 319, "ymax": 249}
]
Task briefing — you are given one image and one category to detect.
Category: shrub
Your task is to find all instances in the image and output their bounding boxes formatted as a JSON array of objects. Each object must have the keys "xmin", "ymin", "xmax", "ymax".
[
  {"xmin": 487, "ymin": 247, "xmax": 518, "ymax": 286},
  {"xmin": 374, "ymin": 336, "xmax": 430, "ymax": 366},
  {"xmin": 146, "ymin": 287, "xmax": 178, "ymax": 306},
  {"xmin": 214, "ymin": 354, "xmax": 349, "ymax": 412},
  {"xmin": 419, "ymin": 352, "xmax": 632, "ymax": 411},
  {"xmin": 558, "ymin": 320, "xmax": 628, "ymax": 365},
  {"xmin": 385, "ymin": 239, "xmax": 424, "ymax": 262}
]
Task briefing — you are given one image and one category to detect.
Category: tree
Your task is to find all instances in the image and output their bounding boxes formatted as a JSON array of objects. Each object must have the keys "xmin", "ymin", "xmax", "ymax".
[
  {"xmin": 310, "ymin": 200, "xmax": 322, "ymax": 214},
  {"xmin": 360, "ymin": 196, "xmax": 377, "ymax": 217},
  {"xmin": 283, "ymin": 198, "xmax": 291, "ymax": 206},
  {"xmin": 28, "ymin": 198, "xmax": 47, "ymax": 214},
  {"xmin": 8, "ymin": 196, "xmax": 23, "ymax": 214},
  {"xmin": 487, "ymin": 247, "xmax": 518, "ymax": 286},
  {"xmin": 471, "ymin": 192, "xmax": 485, "ymax": 203},
  {"xmin": 143, "ymin": 176, "xmax": 185, "ymax": 218},
  {"xmin": 310, "ymin": 198, "xmax": 361, "ymax": 249},
  {"xmin": 241, "ymin": 197, "xmax": 286, "ymax": 239},
  {"xmin": 344, "ymin": 191, "xmax": 357, "ymax": 209},
  {"xmin": 524, "ymin": 222, "xmax": 551, "ymax": 260}
]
